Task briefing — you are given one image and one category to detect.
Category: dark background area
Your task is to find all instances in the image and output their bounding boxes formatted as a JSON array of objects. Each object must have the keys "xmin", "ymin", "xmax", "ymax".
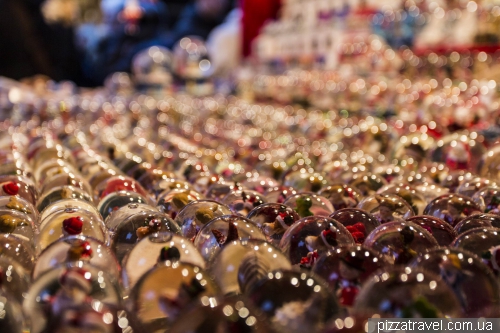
[
  {"xmin": 0, "ymin": 0, "xmax": 235, "ymax": 86},
  {"xmin": 0, "ymin": 0, "xmax": 83, "ymax": 84}
]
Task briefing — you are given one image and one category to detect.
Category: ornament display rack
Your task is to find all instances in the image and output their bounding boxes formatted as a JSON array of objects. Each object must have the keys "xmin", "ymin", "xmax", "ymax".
[
  {"xmin": 254, "ymin": 0, "xmax": 500, "ymax": 72},
  {"xmin": 2, "ymin": 0, "xmax": 500, "ymax": 332}
]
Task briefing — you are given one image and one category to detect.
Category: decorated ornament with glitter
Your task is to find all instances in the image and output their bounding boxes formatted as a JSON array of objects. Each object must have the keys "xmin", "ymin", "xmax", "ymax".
[
  {"xmin": 97, "ymin": 191, "xmax": 149, "ymax": 221},
  {"xmin": 37, "ymin": 186, "xmax": 93, "ymax": 213},
  {"xmin": 174, "ymin": 200, "xmax": 231, "ymax": 239},
  {"xmin": 313, "ymin": 245, "xmax": 389, "ymax": 307},
  {"xmin": 23, "ymin": 264, "xmax": 121, "ymax": 333},
  {"xmin": 128, "ymin": 261, "xmax": 218, "ymax": 330},
  {"xmin": 406, "ymin": 215, "xmax": 457, "ymax": 246},
  {"xmin": 0, "ymin": 176, "xmax": 36, "ymax": 205},
  {"xmin": 353, "ymin": 267, "xmax": 462, "ymax": 318},
  {"xmin": 37, "ymin": 209, "xmax": 106, "ymax": 253},
  {"xmin": 472, "ymin": 187, "xmax": 500, "ymax": 215},
  {"xmin": 222, "ymin": 190, "xmax": 267, "ymax": 216},
  {"xmin": 209, "ymin": 239, "xmax": 291, "ymax": 295},
  {"xmin": 247, "ymin": 203, "xmax": 300, "ymax": 245},
  {"xmin": 424, "ymin": 194, "xmax": 483, "ymax": 227},
  {"xmin": 156, "ymin": 189, "xmax": 202, "ymax": 219},
  {"xmin": 247, "ymin": 269, "xmax": 339, "ymax": 333},
  {"xmin": 319, "ymin": 184, "xmax": 361, "ymax": 211},
  {"xmin": 330, "ymin": 208, "xmax": 380, "ymax": 244},
  {"xmin": 122, "ymin": 232, "xmax": 205, "ymax": 290},
  {"xmin": 279, "ymin": 216, "xmax": 355, "ymax": 265},
  {"xmin": 451, "ymin": 227, "xmax": 500, "ymax": 274},
  {"xmin": 410, "ymin": 248, "xmax": 500, "ymax": 316},
  {"xmin": 283, "ymin": 193, "xmax": 334, "ymax": 218},
  {"xmin": 364, "ymin": 221, "xmax": 438, "ymax": 265},
  {"xmin": 194, "ymin": 215, "xmax": 266, "ymax": 261},
  {"xmin": 109, "ymin": 210, "xmax": 180, "ymax": 263},
  {"xmin": 357, "ymin": 194, "xmax": 414, "ymax": 224},
  {"xmin": 32, "ymin": 236, "xmax": 120, "ymax": 282}
]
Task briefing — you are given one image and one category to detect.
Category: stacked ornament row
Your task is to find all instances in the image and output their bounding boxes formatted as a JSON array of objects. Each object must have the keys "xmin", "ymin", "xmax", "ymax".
[{"xmin": 0, "ymin": 111, "xmax": 500, "ymax": 333}]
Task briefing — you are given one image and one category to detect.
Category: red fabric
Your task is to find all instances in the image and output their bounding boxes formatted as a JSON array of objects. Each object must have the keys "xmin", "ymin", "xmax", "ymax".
[{"xmin": 241, "ymin": 0, "xmax": 281, "ymax": 57}]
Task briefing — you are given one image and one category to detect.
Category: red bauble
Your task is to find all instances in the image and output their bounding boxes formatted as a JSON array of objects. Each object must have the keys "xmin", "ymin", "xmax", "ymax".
[
  {"xmin": 63, "ymin": 217, "xmax": 83, "ymax": 235},
  {"xmin": 80, "ymin": 241, "xmax": 93, "ymax": 258},
  {"xmin": 352, "ymin": 222, "xmax": 366, "ymax": 234},
  {"xmin": 2, "ymin": 182, "xmax": 19, "ymax": 195},
  {"xmin": 351, "ymin": 231, "xmax": 365, "ymax": 244}
]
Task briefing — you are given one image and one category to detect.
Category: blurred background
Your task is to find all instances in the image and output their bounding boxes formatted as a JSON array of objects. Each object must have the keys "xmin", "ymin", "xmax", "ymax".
[
  {"xmin": 3, "ymin": 0, "xmax": 500, "ymax": 88},
  {"xmin": 0, "ymin": 0, "xmax": 279, "ymax": 86}
]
